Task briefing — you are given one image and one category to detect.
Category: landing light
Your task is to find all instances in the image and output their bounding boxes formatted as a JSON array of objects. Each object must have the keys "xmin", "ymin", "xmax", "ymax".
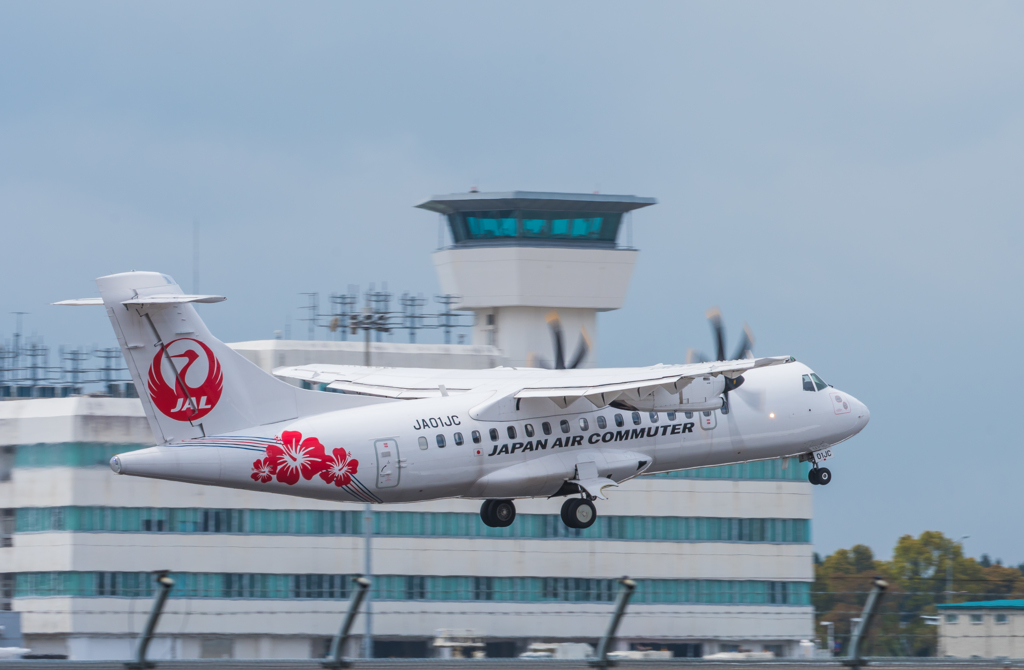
[{"xmin": 769, "ymin": 413, "xmax": 775, "ymax": 419}]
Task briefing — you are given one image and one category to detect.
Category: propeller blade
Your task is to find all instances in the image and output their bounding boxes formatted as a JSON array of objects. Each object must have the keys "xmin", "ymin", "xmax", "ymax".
[
  {"xmin": 546, "ymin": 311, "xmax": 566, "ymax": 370},
  {"xmin": 686, "ymin": 349, "xmax": 708, "ymax": 364},
  {"xmin": 706, "ymin": 306, "xmax": 725, "ymax": 361},
  {"xmin": 567, "ymin": 326, "xmax": 591, "ymax": 369},
  {"xmin": 731, "ymin": 323, "xmax": 755, "ymax": 360},
  {"xmin": 734, "ymin": 386, "xmax": 766, "ymax": 412}
]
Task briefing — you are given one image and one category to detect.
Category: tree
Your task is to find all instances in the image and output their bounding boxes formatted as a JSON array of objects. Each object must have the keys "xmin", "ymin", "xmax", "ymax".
[{"xmin": 814, "ymin": 532, "xmax": 1024, "ymax": 657}]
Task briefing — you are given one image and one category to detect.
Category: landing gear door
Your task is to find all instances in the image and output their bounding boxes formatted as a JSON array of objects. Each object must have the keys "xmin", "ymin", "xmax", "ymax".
[{"xmin": 374, "ymin": 439, "xmax": 400, "ymax": 489}]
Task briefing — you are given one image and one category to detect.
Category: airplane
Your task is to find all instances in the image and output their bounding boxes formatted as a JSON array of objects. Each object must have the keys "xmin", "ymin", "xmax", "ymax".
[{"xmin": 57, "ymin": 271, "xmax": 870, "ymax": 530}]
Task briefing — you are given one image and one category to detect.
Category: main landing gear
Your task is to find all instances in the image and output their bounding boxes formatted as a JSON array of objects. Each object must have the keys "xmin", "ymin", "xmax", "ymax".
[
  {"xmin": 480, "ymin": 499, "xmax": 516, "ymax": 528},
  {"xmin": 561, "ymin": 497, "xmax": 597, "ymax": 529},
  {"xmin": 480, "ymin": 496, "xmax": 598, "ymax": 529}
]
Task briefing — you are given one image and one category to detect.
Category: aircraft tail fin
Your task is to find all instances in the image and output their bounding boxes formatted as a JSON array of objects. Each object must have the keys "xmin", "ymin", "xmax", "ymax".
[{"xmin": 66, "ymin": 271, "xmax": 381, "ymax": 444}]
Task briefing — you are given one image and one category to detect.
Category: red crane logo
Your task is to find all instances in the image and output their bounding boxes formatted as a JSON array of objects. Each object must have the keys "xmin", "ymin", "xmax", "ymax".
[{"xmin": 147, "ymin": 338, "xmax": 224, "ymax": 421}]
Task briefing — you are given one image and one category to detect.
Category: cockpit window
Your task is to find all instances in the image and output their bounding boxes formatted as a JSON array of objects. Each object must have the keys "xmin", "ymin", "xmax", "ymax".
[
  {"xmin": 810, "ymin": 373, "xmax": 828, "ymax": 391},
  {"xmin": 802, "ymin": 374, "xmax": 815, "ymax": 392}
]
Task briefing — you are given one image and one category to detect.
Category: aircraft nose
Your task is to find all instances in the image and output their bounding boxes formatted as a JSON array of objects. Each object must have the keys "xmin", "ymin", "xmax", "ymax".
[{"xmin": 850, "ymin": 395, "xmax": 870, "ymax": 431}]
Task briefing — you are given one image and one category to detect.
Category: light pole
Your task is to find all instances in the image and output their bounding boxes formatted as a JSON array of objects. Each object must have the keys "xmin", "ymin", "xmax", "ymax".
[
  {"xmin": 820, "ymin": 621, "xmax": 835, "ymax": 657},
  {"xmin": 361, "ymin": 504, "xmax": 374, "ymax": 658},
  {"xmin": 946, "ymin": 534, "xmax": 969, "ymax": 603}
]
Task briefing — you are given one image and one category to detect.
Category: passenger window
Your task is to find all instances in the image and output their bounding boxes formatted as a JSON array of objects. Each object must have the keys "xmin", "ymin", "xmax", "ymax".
[
  {"xmin": 489, "ymin": 428, "xmax": 499, "ymax": 442},
  {"xmin": 525, "ymin": 423, "xmax": 535, "ymax": 438},
  {"xmin": 471, "ymin": 430, "xmax": 481, "ymax": 444},
  {"xmin": 560, "ymin": 419, "xmax": 570, "ymax": 433},
  {"xmin": 684, "ymin": 412, "xmax": 693, "ymax": 419},
  {"xmin": 507, "ymin": 426, "xmax": 517, "ymax": 439},
  {"xmin": 454, "ymin": 432, "xmax": 464, "ymax": 446},
  {"xmin": 418, "ymin": 436, "xmax": 428, "ymax": 450},
  {"xmin": 596, "ymin": 416, "xmax": 607, "ymax": 430},
  {"xmin": 579, "ymin": 418, "xmax": 589, "ymax": 431},
  {"xmin": 649, "ymin": 412, "xmax": 659, "ymax": 423},
  {"xmin": 632, "ymin": 412, "xmax": 641, "ymax": 425},
  {"xmin": 802, "ymin": 374, "xmax": 815, "ymax": 392},
  {"xmin": 667, "ymin": 412, "xmax": 676, "ymax": 421},
  {"xmin": 542, "ymin": 422, "xmax": 552, "ymax": 435},
  {"xmin": 614, "ymin": 413, "xmax": 624, "ymax": 427},
  {"xmin": 811, "ymin": 373, "xmax": 828, "ymax": 391},
  {"xmin": 436, "ymin": 434, "xmax": 446, "ymax": 448}
]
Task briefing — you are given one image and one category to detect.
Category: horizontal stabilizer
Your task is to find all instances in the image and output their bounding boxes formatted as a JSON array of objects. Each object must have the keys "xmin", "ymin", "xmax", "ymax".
[
  {"xmin": 121, "ymin": 294, "xmax": 226, "ymax": 306},
  {"xmin": 53, "ymin": 298, "xmax": 104, "ymax": 306}
]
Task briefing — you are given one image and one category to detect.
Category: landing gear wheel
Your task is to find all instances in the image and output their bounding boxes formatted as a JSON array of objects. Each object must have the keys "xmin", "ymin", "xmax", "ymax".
[
  {"xmin": 816, "ymin": 468, "xmax": 832, "ymax": 486},
  {"xmin": 481, "ymin": 499, "xmax": 516, "ymax": 527},
  {"xmin": 572, "ymin": 499, "xmax": 597, "ymax": 529},
  {"xmin": 808, "ymin": 469, "xmax": 821, "ymax": 485},
  {"xmin": 491, "ymin": 500, "xmax": 516, "ymax": 527},
  {"xmin": 480, "ymin": 500, "xmax": 496, "ymax": 526},
  {"xmin": 561, "ymin": 498, "xmax": 597, "ymax": 529},
  {"xmin": 560, "ymin": 498, "xmax": 577, "ymax": 528}
]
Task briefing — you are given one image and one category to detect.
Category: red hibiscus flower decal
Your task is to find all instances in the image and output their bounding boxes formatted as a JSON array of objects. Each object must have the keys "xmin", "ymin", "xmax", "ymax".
[
  {"xmin": 265, "ymin": 431, "xmax": 327, "ymax": 485},
  {"xmin": 251, "ymin": 457, "xmax": 276, "ymax": 483},
  {"xmin": 320, "ymin": 447, "xmax": 360, "ymax": 487}
]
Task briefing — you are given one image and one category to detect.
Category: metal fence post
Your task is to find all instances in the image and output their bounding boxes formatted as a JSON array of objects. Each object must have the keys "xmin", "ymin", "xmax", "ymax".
[
  {"xmin": 126, "ymin": 571, "xmax": 174, "ymax": 669},
  {"xmin": 323, "ymin": 577, "xmax": 372, "ymax": 669},
  {"xmin": 590, "ymin": 578, "xmax": 636, "ymax": 668},
  {"xmin": 844, "ymin": 577, "xmax": 888, "ymax": 669}
]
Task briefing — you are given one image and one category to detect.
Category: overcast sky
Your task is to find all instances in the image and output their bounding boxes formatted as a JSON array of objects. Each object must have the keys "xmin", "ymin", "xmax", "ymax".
[{"xmin": 2, "ymin": 2, "xmax": 1022, "ymax": 563}]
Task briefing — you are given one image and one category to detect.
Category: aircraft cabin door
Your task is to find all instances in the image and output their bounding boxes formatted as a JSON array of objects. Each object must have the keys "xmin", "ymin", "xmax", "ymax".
[
  {"xmin": 699, "ymin": 410, "xmax": 717, "ymax": 430},
  {"xmin": 374, "ymin": 439, "xmax": 400, "ymax": 488}
]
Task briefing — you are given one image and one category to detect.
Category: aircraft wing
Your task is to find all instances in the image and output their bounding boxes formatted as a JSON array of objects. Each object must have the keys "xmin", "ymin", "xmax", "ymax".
[
  {"xmin": 510, "ymin": 356, "xmax": 793, "ymax": 408},
  {"xmin": 274, "ymin": 364, "xmax": 491, "ymax": 399},
  {"xmin": 275, "ymin": 356, "xmax": 794, "ymax": 407}
]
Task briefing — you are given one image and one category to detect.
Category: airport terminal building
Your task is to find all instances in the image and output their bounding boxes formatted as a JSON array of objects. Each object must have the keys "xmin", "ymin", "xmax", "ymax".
[
  {"xmin": 0, "ymin": 192, "xmax": 815, "ymax": 660},
  {"xmin": 0, "ymin": 397, "xmax": 813, "ymax": 660}
]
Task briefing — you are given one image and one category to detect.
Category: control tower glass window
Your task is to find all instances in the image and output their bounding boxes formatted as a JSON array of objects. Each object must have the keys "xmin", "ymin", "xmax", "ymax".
[
  {"xmin": 451, "ymin": 210, "xmax": 623, "ymax": 244},
  {"xmin": 465, "ymin": 211, "xmax": 517, "ymax": 238}
]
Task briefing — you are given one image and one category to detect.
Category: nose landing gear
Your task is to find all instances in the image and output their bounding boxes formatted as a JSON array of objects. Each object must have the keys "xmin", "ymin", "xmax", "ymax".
[
  {"xmin": 480, "ymin": 499, "xmax": 516, "ymax": 528},
  {"xmin": 801, "ymin": 452, "xmax": 833, "ymax": 486},
  {"xmin": 807, "ymin": 462, "xmax": 832, "ymax": 485},
  {"xmin": 560, "ymin": 497, "xmax": 597, "ymax": 529}
]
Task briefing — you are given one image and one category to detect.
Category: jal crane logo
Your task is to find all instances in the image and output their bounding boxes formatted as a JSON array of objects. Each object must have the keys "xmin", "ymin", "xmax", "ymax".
[{"xmin": 147, "ymin": 338, "xmax": 223, "ymax": 421}]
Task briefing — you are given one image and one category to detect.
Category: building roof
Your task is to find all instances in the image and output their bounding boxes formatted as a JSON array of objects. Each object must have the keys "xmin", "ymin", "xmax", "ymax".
[
  {"xmin": 937, "ymin": 599, "xmax": 1024, "ymax": 609},
  {"xmin": 415, "ymin": 191, "xmax": 657, "ymax": 215}
]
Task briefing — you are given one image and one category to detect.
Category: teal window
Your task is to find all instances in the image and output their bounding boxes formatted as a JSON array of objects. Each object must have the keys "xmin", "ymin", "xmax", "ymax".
[
  {"xmin": 452, "ymin": 211, "xmax": 622, "ymax": 244},
  {"xmin": 650, "ymin": 457, "xmax": 811, "ymax": 481},
  {"xmin": 14, "ymin": 443, "xmax": 149, "ymax": 468},
  {"xmin": 522, "ymin": 218, "xmax": 546, "ymax": 235},
  {"xmin": 13, "ymin": 506, "xmax": 809, "ymax": 544},
  {"xmin": 464, "ymin": 211, "xmax": 517, "ymax": 238}
]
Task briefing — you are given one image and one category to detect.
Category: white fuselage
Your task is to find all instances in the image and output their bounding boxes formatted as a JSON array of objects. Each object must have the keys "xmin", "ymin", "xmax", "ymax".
[{"xmin": 113, "ymin": 361, "xmax": 869, "ymax": 505}]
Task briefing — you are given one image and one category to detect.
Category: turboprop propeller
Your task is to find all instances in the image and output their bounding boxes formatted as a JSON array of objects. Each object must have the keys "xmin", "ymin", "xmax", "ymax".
[
  {"xmin": 528, "ymin": 311, "xmax": 590, "ymax": 369},
  {"xmin": 686, "ymin": 307, "xmax": 756, "ymax": 410},
  {"xmin": 686, "ymin": 307, "xmax": 755, "ymax": 364}
]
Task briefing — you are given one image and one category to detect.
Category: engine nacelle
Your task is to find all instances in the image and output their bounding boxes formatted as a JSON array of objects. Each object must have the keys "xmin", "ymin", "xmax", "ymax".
[{"xmin": 616, "ymin": 375, "xmax": 727, "ymax": 413}]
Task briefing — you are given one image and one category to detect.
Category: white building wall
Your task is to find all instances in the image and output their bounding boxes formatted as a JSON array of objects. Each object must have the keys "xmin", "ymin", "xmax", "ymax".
[
  {"xmin": 229, "ymin": 340, "xmax": 503, "ymax": 374},
  {"xmin": 939, "ymin": 610, "xmax": 1024, "ymax": 658},
  {"xmin": 432, "ymin": 247, "xmax": 638, "ymax": 311},
  {"xmin": 432, "ymin": 246, "xmax": 638, "ymax": 368}
]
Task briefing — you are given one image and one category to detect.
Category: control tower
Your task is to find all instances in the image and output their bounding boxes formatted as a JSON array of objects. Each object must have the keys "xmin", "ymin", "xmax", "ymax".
[{"xmin": 417, "ymin": 191, "xmax": 656, "ymax": 367}]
